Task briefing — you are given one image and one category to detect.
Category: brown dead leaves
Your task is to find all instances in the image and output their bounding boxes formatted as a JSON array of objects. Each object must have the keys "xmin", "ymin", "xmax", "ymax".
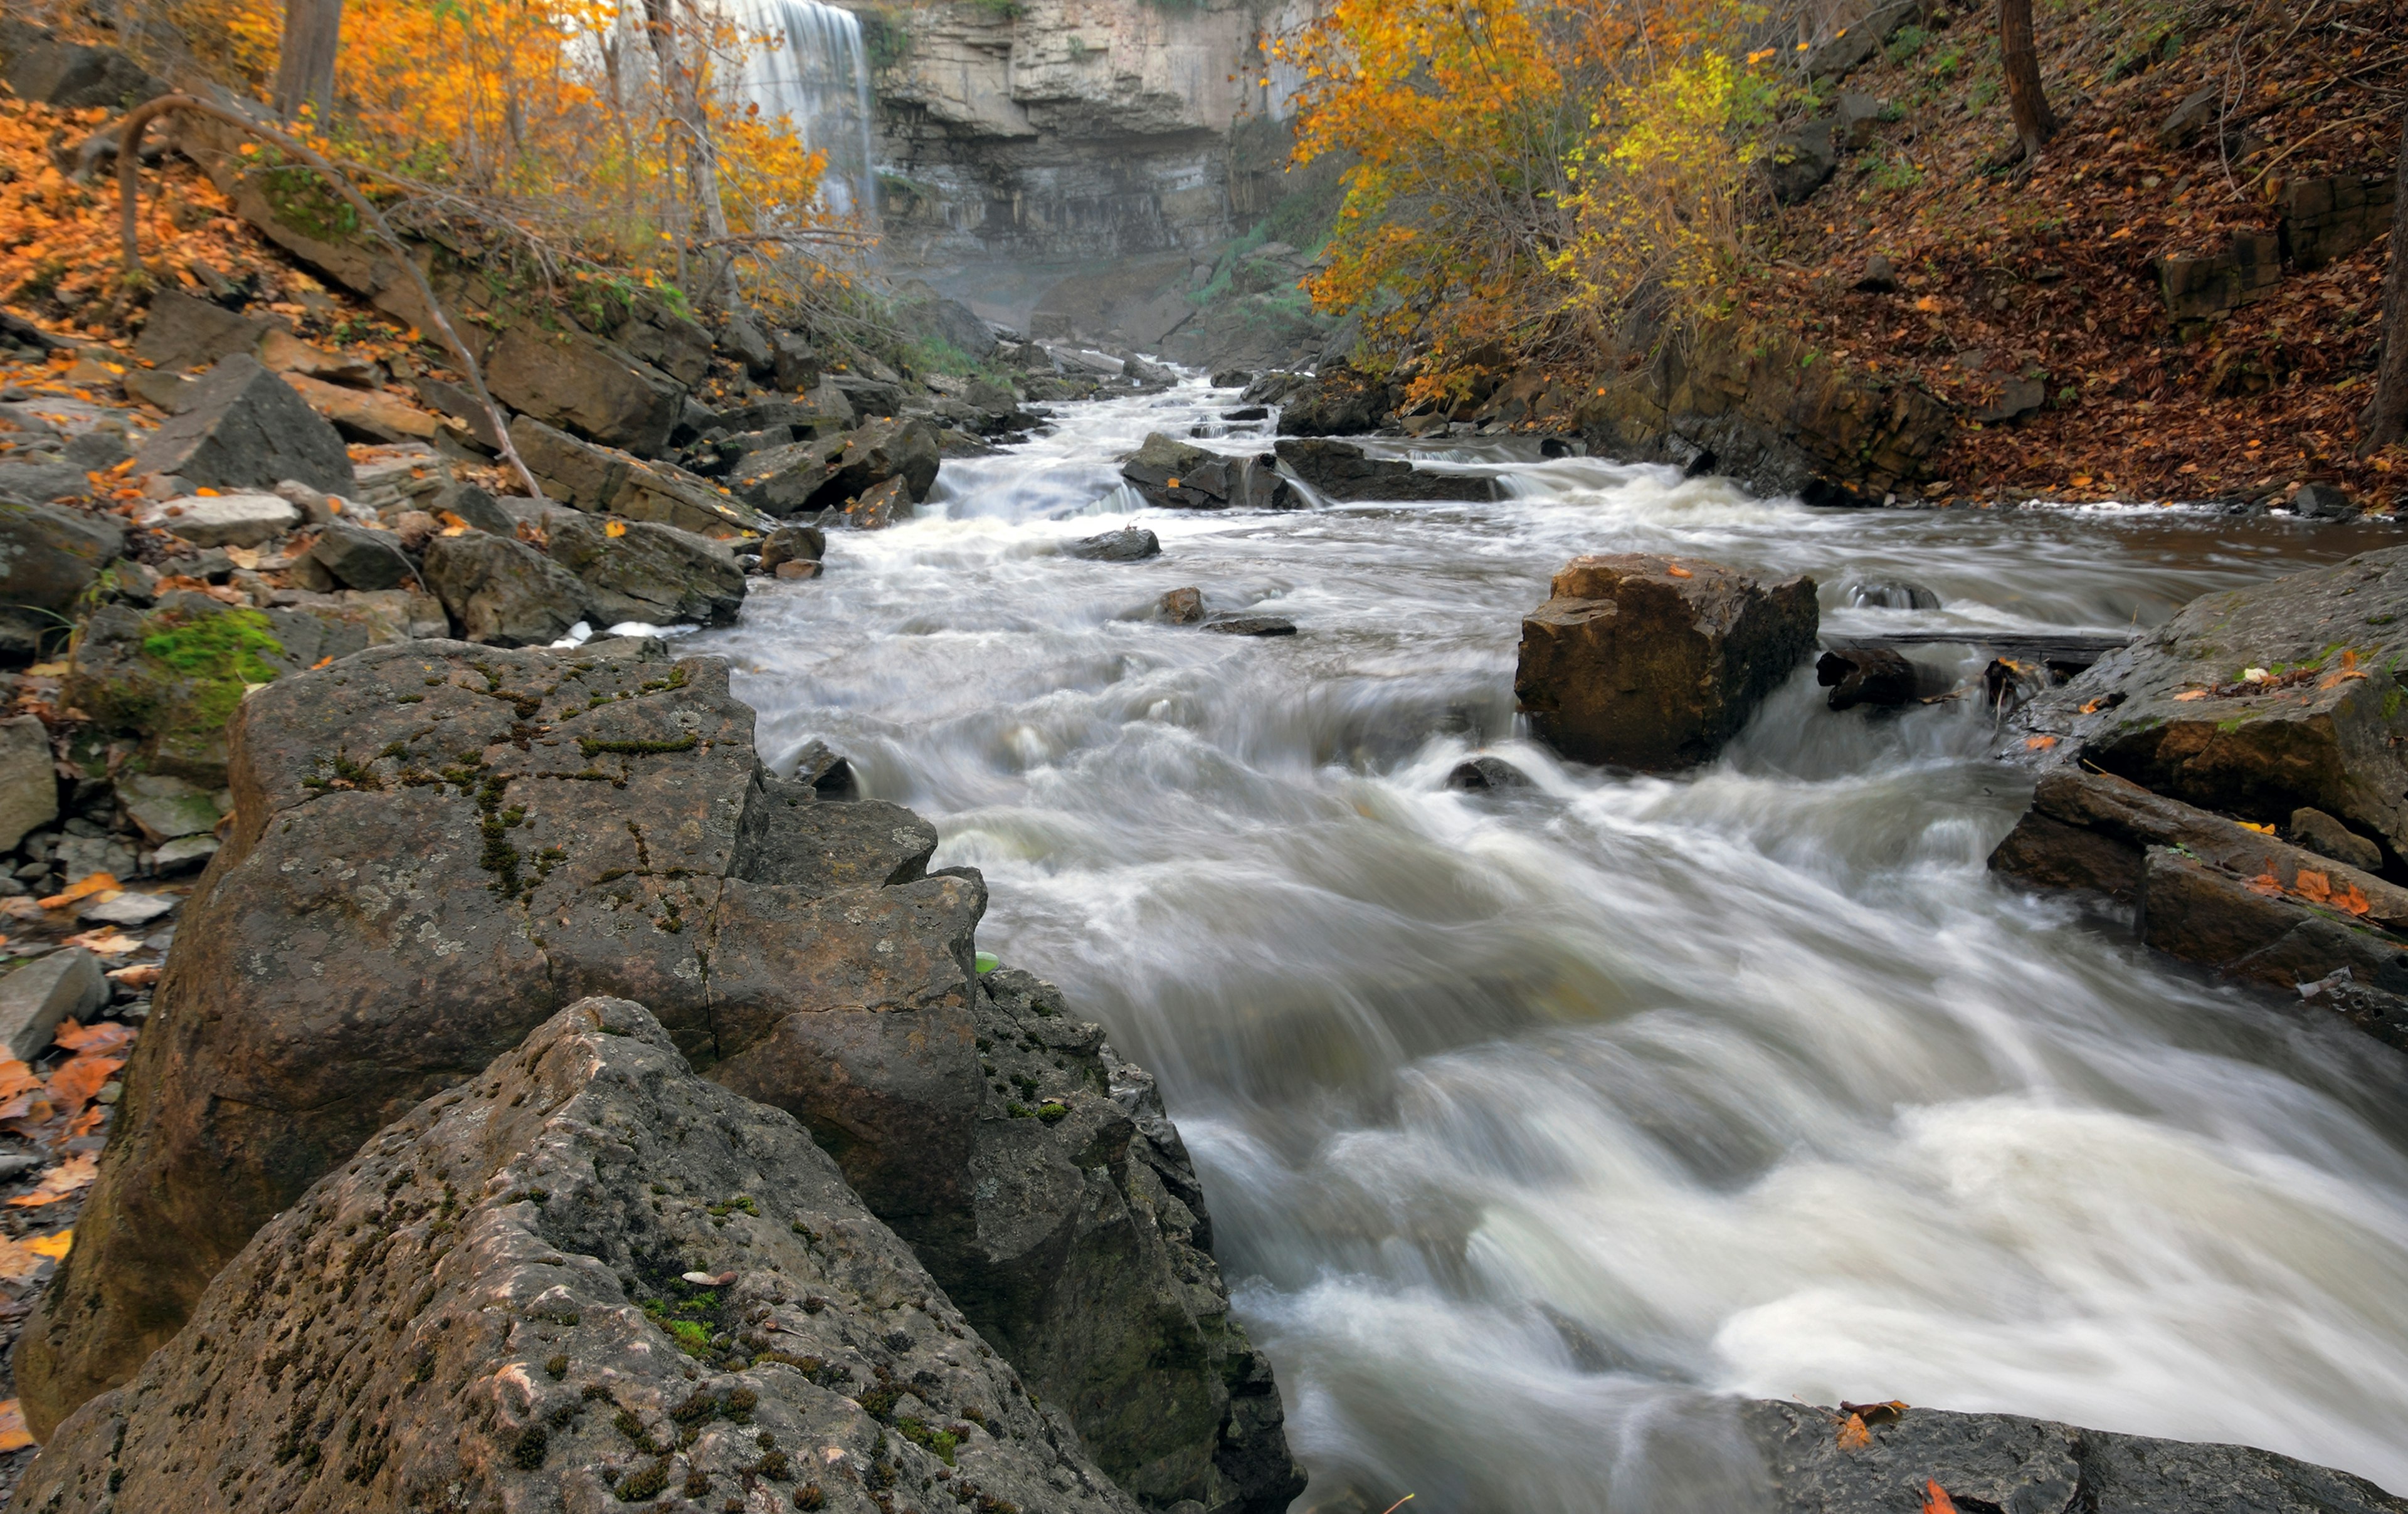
[
  {"xmin": 0, "ymin": 1019, "xmax": 134, "ymax": 1150},
  {"xmin": 8, "ymin": 1152, "xmax": 97, "ymax": 1209},
  {"xmin": 2247, "ymin": 862, "xmax": 2373, "ymax": 917}
]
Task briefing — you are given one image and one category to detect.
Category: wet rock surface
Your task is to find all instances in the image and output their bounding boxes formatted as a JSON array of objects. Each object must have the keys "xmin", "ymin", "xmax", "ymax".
[
  {"xmin": 1515, "ymin": 554, "xmax": 1819, "ymax": 770},
  {"xmin": 1120, "ymin": 434, "xmax": 1293, "ymax": 512},
  {"xmin": 2012, "ymin": 546, "xmax": 2408, "ymax": 861},
  {"xmin": 14, "ymin": 997, "xmax": 1146, "ymax": 1514},
  {"xmin": 16, "ymin": 643, "xmax": 1301, "ymax": 1514},
  {"xmin": 1743, "ymin": 1399, "xmax": 2408, "ymax": 1514},
  {"xmin": 1273, "ymin": 438, "xmax": 1497, "ymax": 502}
]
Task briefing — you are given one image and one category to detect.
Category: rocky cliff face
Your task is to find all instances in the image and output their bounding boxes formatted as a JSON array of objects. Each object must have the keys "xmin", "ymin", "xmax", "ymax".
[{"xmin": 867, "ymin": 0, "xmax": 1302, "ymax": 266}]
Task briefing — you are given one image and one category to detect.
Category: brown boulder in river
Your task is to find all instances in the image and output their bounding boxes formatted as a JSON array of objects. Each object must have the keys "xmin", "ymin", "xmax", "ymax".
[{"xmin": 1514, "ymin": 553, "xmax": 1817, "ymax": 770}]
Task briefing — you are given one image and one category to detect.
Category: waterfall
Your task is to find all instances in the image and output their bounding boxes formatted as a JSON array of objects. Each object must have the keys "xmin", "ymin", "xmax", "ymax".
[{"xmin": 729, "ymin": 0, "xmax": 880, "ymax": 227}]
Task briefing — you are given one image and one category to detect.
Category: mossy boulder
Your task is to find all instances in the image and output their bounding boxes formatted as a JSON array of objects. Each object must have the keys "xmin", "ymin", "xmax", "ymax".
[{"xmin": 64, "ymin": 596, "xmax": 286, "ymax": 784}]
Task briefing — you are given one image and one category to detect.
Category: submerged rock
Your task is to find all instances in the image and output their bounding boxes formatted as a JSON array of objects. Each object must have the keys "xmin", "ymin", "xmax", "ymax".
[
  {"xmin": 2012, "ymin": 546, "xmax": 2408, "ymax": 861},
  {"xmin": 1744, "ymin": 1398, "xmax": 2407, "ymax": 1514},
  {"xmin": 1121, "ymin": 434, "xmax": 1292, "ymax": 511},
  {"xmin": 1067, "ymin": 527, "xmax": 1161, "ymax": 562},
  {"xmin": 1515, "ymin": 554, "xmax": 1818, "ymax": 770},
  {"xmin": 16, "ymin": 997, "xmax": 1144, "ymax": 1514},
  {"xmin": 1274, "ymin": 438, "xmax": 1498, "ymax": 502}
]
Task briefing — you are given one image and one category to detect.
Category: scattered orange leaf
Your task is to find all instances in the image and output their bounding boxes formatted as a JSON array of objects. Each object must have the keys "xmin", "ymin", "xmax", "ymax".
[
  {"xmin": 310, "ymin": 656, "xmax": 335, "ymax": 670},
  {"xmin": 2173, "ymin": 690, "xmax": 2212, "ymax": 702},
  {"xmin": 2024, "ymin": 735, "xmax": 2058, "ymax": 750},
  {"xmin": 605, "ymin": 519, "xmax": 630, "ymax": 537},
  {"xmin": 45, "ymin": 1053, "xmax": 123, "ymax": 1120},
  {"xmin": 2333, "ymin": 882, "xmax": 2372, "ymax": 917},
  {"xmin": 2295, "ymin": 870, "xmax": 2333, "ymax": 905},
  {"xmin": 0, "ymin": 1399, "xmax": 29, "ymax": 1453},
  {"xmin": 1923, "ymin": 1480, "xmax": 1960, "ymax": 1514},
  {"xmin": 2237, "ymin": 821, "xmax": 2274, "ymax": 834},
  {"xmin": 38, "ymin": 871, "xmax": 119, "ymax": 910},
  {"xmin": 27, "ymin": 1230, "xmax": 70, "ymax": 1261},
  {"xmin": 54, "ymin": 1021, "xmax": 134, "ymax": 1056},
  {"xmin": 8, "ymin": 1151, "xmax": 97, "ymax": 1206},
  {"xmin": 104, "ymin": 964, "xmax": 160, "ymax": 989},
  {"xmin": 1836, "ymin": 1413, "xmax": 1870, "ymax": 1449},
  {"xmin": 1664, "ymin": 564, "xmax": 1693, "ymax": 578},
  {"xmin": 58, "ymin": 931, "xmax": 142, "ymax": 957}
]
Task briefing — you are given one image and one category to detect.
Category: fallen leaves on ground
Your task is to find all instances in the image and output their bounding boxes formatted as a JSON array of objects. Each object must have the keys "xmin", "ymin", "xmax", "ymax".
[
  {"xmin": 0, "ymin": 1231, "xmax": 71, "ymax": 1285},
  {"xmin": 53, "ymin": 1021, "xmax": 133, "ymax": 1056},
  {"xmin": 60, "ymin": 931, "xmax": 142, "ymax": 956},
  {"xmin": 0, "ymin": 1399, "xmax": 30, "ymax": 1453},
  {"xmin": 8, "ymin": 1152, "xmax": 97, "ymax": 1207},
  {"xmin": 105, "ymin": 964, "xmax": 160, "ymax": 990},
  {"xmin": 1923, "ymin": 1480, "xmax": 1960, "ymax": 1514},
  {"xmin": 36, "ymin": 873, "xmax": 117, "ymax": 910}
]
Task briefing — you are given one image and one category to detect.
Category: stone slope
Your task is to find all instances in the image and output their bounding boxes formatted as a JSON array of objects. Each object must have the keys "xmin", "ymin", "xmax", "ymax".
[
  {"xmin": 12, "ymin": 996, "xmax": 1140, "ymax": 1514},
  {"xmin": 14, "ymin": 639, "xmax": 1301, "ymax": 1514}
]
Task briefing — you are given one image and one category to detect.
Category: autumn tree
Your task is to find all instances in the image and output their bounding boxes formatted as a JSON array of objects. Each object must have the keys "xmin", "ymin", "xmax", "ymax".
[
  {"xmin": 1999, "ymin": 0, "xmax": 2058, "ymax": 160},
  {"xmin": 2362, "ymin": 108, "xmax": 2408, "ymax": 456},
  {"xmin": 271, "ymin": 0, "xmax": 342, "ymax": 122}
]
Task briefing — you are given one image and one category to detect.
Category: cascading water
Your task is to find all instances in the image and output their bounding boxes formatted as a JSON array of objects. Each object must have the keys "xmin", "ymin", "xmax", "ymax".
[
  {"xmin": 727, "ymin": 0, "xmax": 879, "ymax": 224},
  {"xmin": 694, "ymin": 377, "xmax": 2408, "ymax": 1511}
]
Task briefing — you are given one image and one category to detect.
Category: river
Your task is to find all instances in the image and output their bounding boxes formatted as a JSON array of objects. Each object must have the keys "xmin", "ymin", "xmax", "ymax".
[{"xmin": 694, "ymin": 375, "xmax": 2408, "ymax": 1511}]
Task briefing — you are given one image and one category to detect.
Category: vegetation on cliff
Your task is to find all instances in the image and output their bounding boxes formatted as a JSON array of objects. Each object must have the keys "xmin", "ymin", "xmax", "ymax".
[{"xmin": 1279, "ymin": 0, "xmax": 2408, "ymax": 503}]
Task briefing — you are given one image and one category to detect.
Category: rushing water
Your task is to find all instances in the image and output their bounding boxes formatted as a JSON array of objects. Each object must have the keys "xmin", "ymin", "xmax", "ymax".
[{"xmin": 695, "ymin": 377, "xmax": 2408, "ymax": 1511}]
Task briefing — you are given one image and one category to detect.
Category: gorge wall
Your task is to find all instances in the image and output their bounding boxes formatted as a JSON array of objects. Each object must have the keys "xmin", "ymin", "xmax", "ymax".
[{"xmin": 862, "ymin": 0, "xmax": 1302, "ymax": 266}]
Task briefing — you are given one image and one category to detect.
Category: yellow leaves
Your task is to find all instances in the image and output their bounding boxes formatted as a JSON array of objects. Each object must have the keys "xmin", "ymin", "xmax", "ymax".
[
  {"xmin": 2237, "ymin": 821, "xmax": 2274, "ymax": 834},
  {"xmin": 604, "ymin": 519, "xmax": 630, "ymax": 537}
]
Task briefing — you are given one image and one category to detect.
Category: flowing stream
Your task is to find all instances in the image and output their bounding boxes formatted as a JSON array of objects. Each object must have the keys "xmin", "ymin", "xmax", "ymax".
[{"xmin": 695, "ymin": 377, "xmax": 2408, "ymax": 1511}]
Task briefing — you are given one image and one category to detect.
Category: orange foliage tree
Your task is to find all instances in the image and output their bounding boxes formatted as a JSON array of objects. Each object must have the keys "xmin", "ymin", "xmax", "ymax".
[
  {"xmin": 1275, "ymin": 0, "xmax": 1786, "ymax": 379},
  {"xmin": 142, "ymin": 0, "xmax": 852, "ymax": 311}
]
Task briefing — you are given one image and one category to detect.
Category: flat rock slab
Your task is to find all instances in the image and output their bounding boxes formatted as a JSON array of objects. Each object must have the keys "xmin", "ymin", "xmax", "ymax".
[
  {"xmin": 1516, "ymin": 553, "xmax": 1818, "ymax": 770},
  {"xmin": 157, "ymin": 492, "xmax": 299, "ymax": 549},
  {"xmin": 132, "ymin": 354, "xmax": 353, "ymax": 497},
  {"xmin": 13, "ymin": 997, "xmax": 1144, "ymax": 1514},
  {"xmin": 1743, "ymin": 1398, "xmax": 2407, "ymax": 1514},
  {"xmin": 2014, "ymin": 545, "xmax": 2408, "ymax": 861},
  {"xmin": 1065, "ymin": 527, "xmax": 1160, "ymax": 562}
]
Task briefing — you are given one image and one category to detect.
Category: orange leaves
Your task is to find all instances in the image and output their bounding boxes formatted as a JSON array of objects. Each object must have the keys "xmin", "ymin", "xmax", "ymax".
[
  {"xmin": 8, "ymin": 1152, "xmax": 97, "ymax": 1207},
  {"xmin": 56, "ymin": 1021, "xmax": 134, "ymax": 1056},
  {"xmin": 1835, "ymin": 1400, "xmax": 1906, "ymax": 1449},
  {"xmin": 2024, "ymin": 735, "xmax": 2059, "ymax": 750},
  {"xmin": 37, "ymin": 871, "xmax": 117, "ymax": 910},
  {"xmin": 1923, "ymin": 1480, "xmax": 1960, "ymax": 1514},
  {"xmin": 0, "ymin": 1399, "xmax": 31, "ymax": 1453},
  {"xmin": 2173, "ymin": 689, "xmax": 2213, "ymax": 702},
  {"xmin": 0, "ymin": 1231, "xmax": 71, "ymax": 1285},
  {"xmin": 1664, "ymin": 563, "xmax": 1694, "ymax": 579},
  {"xmin": 2246, "ymin": 861, "xmax": 2374, "ymax": 915},
  {"xmin": 107, "ymin": 964, "xmax": 162, "ymax": 991}
]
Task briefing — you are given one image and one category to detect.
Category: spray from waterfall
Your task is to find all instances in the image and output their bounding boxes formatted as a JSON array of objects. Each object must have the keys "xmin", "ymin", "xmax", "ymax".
[{"xmin": 728, "ymin": 0, "xmax": 880, "ymax": 229}]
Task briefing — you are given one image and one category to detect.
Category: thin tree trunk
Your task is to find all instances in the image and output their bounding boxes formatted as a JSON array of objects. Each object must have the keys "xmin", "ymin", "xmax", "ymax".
[
  {"xmin": 272, "ymin": 0, "xmax": 343, "ymax": 123},
  {"xmin": 2000, "ymin": 0, "xmax": 2059, "ymax": 161},
  {"xmin": 2361, "ymin": 109, "xmax": 2408, "ymax": 456},
  {"xmin": 644, "ymin": 0, "xmax": 739, "ymax": 311}
]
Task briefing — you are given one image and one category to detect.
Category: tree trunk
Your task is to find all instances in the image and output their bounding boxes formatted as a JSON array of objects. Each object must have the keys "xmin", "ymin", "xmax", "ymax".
[
  {"xmin": 272, "ymin": 0, "xmax": 343, "ymax": 123},
  {"xmin": 2000, "ymin": 0, "xmax": 2059, "ymax": 161},
  {"xmin": 643, "ymin": 0, "xmax": 740, "ymax": 310},
  {"xmin": 2361, "ymin": 109, "xmax": 2408, "ymax": 456}
]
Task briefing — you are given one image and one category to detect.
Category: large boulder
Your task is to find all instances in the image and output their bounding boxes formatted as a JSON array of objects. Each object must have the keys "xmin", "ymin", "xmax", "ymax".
[
  {"xmin": 1274, "ymin": 438, "xmax": 1496, "ymax": 502},
  {"xmin": 0, "ymin": 500, "xmax": 124, "ymax": 658},
  {"xmin": 1743, "ymin": 1397, "xmax": 2407, "ymax": 1513},
  {"xmin": 1514, "ymin": 554, "xmax": 1818, "ymax": 770},
  {"xmin": 18, "ymin": 644, "xmax": 1304, "ymax": 1514},
  {"xmin": 1121, "ymin": 434, "xmax": 1294, "ymax": 511},
  {"xmin": 132, "ymin": 288, "xmax": 273, "ymax": 374},
  {"xmin": 14, "ymin": 997, "xmax": 1146, "ymax": 1514},
  {"xmin": 420, "ymin": 532, "xmax": 590, "ymax": 645},
  {"xmin": 531, "ymin": 505, "xmax": 746, "ymax": 626},
  {"xmin": 481, "ymin": 321, "xmax": 686, "ymax": 456},
  {"xmin": 0, "ymin": 712, "xmax": 56, "ymax": 852},
  {"xmin": 509, "ymin": 416, "xmax": 767, "ymax": 538},
  {"xmin": 2010, "ymin": 545, "xmax": 2408, "ymax": 864},
  {"xmin": 731, "ymin": 419, "xmax": 941, "ymax": 519},
  {"xmin": 716, "ymin": 964, "xmax": 1307, "ymax": 1514},
  {"xmin": 304, "ymin": 520, "xmax": 416, "ymax": 591},
  {"xmin": 1, "ymin": 29, "xmax": 166, "ymax": 109},
  {"xmin": 131, "ymin": 354, "xmax": 354, "ymax": 497}
]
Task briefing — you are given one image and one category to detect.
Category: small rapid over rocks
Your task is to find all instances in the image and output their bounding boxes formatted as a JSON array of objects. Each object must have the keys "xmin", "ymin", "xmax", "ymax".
[{"xmin": 696, "ymin": 376, "xmax": 2408, "ymax": 1511}]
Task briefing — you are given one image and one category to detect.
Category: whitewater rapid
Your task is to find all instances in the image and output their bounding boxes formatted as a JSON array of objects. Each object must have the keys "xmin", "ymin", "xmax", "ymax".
[{"xmin": 695, "ymin": 376, "xmax": 2408, "ymax": 1511}]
